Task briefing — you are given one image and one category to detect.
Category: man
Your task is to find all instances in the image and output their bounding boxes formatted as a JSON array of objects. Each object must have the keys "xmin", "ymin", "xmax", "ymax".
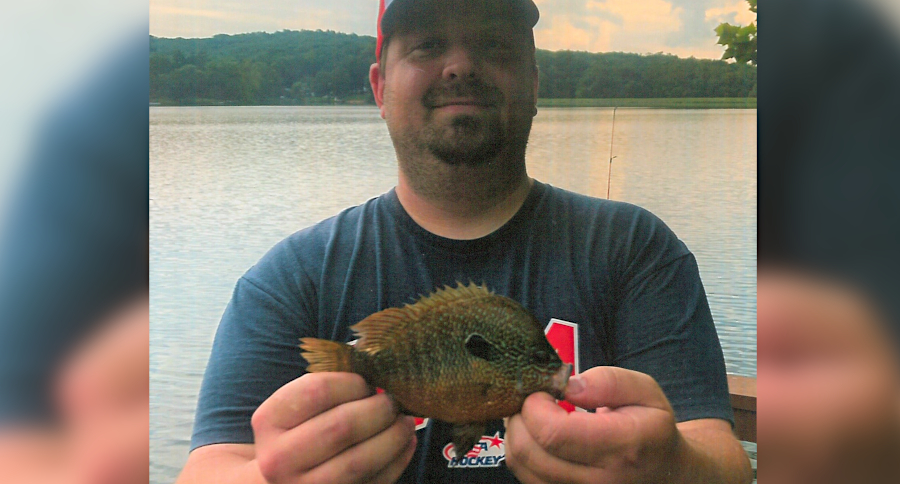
[{"xmin": 177, "ymin": 0, "xmax": 751, "ymax": 482}]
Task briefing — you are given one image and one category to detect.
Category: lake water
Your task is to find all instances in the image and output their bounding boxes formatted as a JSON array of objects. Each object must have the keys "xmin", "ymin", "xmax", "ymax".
[{"xmin": 150, "ymin": 106, "xmax": 757, "ymax": 483}]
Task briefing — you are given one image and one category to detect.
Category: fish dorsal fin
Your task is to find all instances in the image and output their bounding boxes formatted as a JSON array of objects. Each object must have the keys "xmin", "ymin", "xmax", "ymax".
[
  {"xmin": 412, "ymin": 282, "xmax": 493, "ymax": 312},
  {"xmin": 350, "ymin": 307, "xmax": 409, "ymax": 354},
  {"xmin": 351, "ymin": 283, "xmax": 493, "ymax": 354}
]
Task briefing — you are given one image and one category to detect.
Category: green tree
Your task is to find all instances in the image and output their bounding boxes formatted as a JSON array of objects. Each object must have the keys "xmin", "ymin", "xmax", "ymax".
[
  {"xmin": 150, "ymin": 53, "xmax": 175, "ymax": 100},
  {"xmin": 290, "ymin": 80, "xmax": 310, "ymax": 102},
  {"xmin": 716, "ymin": 0, "xmax": 757, "ymax": 65},
  {"xmin": 149, "ymin": 30, "xmax": 756, "ymax": 105},
  {"xmin": 204, "ymin": 58, "xmax": 244, "ymax": 102},
  {"xmin": 166, "ymin": 64, "xmax": 205, "ymax": 102}
]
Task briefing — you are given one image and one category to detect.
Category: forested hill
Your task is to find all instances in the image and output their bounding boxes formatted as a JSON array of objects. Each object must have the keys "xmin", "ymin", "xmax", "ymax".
[{"xmin": 150, "ymin": 30, "xmax": 757, "ymax": 105}]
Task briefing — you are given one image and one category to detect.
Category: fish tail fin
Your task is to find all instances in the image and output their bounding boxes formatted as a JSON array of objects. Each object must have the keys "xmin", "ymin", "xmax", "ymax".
[{"xmin": 300, "ymin": 338, "xmax": 354, "ymax": 372}]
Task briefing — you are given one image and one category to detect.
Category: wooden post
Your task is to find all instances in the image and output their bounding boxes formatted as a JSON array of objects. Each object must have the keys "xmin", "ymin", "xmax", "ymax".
[{"xmin": 727, "ymin": 374, "xmax": 756, "ymax": 442}]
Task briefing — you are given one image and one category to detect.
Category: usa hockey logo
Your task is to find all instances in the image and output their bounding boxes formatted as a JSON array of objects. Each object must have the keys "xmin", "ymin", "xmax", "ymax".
[{"xmin": 442, "ymin": 432, "xmax": 506, "ymax": 468}]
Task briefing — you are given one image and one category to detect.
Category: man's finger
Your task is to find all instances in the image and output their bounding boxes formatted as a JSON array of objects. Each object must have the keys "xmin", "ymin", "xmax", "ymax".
[
  {"xmin": 253, "ymin": 372, "xmax": 372, "ymax": 433},
  {"xmin": 296, "ymin": 416, "xmax": 417, "ymax": 484},
  {"xmin": 265, "ymin": 392, "xmax": 401, "ymax": 473},
  {"xmin": 518, "ymin": 392, "xmax": 635, "ymax": 464},
  {"xmin": 362, "ymin": 429, "xmax": 418, "ymax": 484},
  {"xmin": 564, "ymin": 366, "xmax": 671, "ymax": 412},
  {"xmin": 519, "ymin": 377, "xmax": 674, "ymax": 464},
  {"xmin": 505, "ymin": 413, "xmax": 597, "ymax": 484}
]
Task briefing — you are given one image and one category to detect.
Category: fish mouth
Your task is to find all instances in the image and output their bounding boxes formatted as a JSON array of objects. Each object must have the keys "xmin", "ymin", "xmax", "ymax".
[{"xmin": 549, "ymin": 363, "xmax": 572, "ymax": 400}]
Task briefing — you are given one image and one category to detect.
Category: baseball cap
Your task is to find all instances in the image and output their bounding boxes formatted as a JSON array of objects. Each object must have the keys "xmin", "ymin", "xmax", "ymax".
[{"xmin": 376, "ymin": 0, "xmax": 540, "ymax": 62}]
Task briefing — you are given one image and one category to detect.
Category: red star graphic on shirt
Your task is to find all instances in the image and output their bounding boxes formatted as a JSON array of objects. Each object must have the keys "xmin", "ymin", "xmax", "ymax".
[{"xmin": 488, "ymin": 432, "xmax": 504, "ymax": 449}]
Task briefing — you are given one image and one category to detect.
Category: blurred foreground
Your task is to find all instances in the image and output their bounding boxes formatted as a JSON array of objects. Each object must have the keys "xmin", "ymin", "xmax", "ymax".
[
  {"xmin": 0, "ymin": 2, "xmax": 148, "ymax": 482},
  {"xmin": 760, "ymin": 0, "xmax": 900, "ymax": 483}
]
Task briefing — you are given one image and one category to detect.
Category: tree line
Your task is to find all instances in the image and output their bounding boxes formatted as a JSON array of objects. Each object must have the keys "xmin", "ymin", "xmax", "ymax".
[{"xmin": 150, "ymin": 30, "xmax": 756, "ymax": 105}]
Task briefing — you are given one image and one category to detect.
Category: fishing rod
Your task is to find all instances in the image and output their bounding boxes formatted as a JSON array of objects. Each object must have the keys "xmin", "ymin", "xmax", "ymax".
[{"xmin": 606, "ymin": 106, "xmax": 617, "ymax": 199}]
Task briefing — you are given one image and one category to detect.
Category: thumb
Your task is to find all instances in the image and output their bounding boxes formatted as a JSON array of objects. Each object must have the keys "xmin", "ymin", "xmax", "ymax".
[{"xmin": 564, "ymin": 366, "xmax": 672, "ymax": 412}]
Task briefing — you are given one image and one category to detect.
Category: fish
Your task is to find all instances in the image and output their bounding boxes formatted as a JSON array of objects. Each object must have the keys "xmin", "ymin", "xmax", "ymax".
[{"xmin": 300, "ymin": 282, "xmax": 572, "ymax": 455}]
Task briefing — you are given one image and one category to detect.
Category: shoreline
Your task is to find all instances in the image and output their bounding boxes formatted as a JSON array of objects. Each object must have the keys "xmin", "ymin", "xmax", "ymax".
[{"xmin": 537, "ymin": 98, "xmax": 756, "ymax": 109}]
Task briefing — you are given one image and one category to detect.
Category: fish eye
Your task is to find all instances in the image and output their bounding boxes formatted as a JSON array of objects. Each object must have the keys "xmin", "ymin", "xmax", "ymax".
[{"xmin": 465, "ymin": 333, "xmax": 501, "ymax": 362}]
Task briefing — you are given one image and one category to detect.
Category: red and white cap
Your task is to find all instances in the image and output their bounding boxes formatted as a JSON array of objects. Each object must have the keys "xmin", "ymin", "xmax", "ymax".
[{"xmin": 376, "ymin": 0, "xmax": 540, "ymax": 62}]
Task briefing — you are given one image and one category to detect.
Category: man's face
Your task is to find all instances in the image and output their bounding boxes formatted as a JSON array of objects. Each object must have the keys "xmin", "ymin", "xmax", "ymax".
[{"xmin": 371, "ymin": 2, "xmax": 538, "ymax": 167}]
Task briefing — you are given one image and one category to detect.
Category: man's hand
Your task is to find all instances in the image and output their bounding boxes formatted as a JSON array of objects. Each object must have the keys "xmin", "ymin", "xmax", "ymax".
[
  {"xmin": 250, "ymin": 372, "xmax": 417, "ymax": 484},
  {"xmin": 504, "ymin": 366, "xmax": 680, "ymax": 483},
  {"xmin": 504, "ymin": 366, "xmax": 750, "ymax": 484}
]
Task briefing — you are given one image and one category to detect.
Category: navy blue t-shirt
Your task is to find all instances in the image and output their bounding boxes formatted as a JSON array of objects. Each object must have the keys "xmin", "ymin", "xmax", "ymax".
[{"xmin": 191, "ymin": 181, "xmax": 732, "ymax": 482}]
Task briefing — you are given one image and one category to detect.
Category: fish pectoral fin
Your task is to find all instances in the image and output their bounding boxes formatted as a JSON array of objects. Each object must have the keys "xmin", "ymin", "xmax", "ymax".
[{"xmin": 451, "ymin": 422, "xmax": 487, "ymax": 457}]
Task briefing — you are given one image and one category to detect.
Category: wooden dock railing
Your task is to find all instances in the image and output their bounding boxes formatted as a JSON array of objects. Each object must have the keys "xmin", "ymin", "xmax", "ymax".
[{"xmin": 727, "ymin": 374, "xmax": 756, "ymax": 442}]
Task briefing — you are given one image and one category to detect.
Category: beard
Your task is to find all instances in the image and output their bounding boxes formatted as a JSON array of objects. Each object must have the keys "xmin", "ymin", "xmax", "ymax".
[
  {"xmin": 415, "ymin": 79, "xmax": 520, "ymax": 167},
  {"xmin": 422, "ymin": 112, "xmax": 504, "ymax": 166},
  {"xmin": 386, "ymin": 77, "xmax": 535, "ymax": 204}
]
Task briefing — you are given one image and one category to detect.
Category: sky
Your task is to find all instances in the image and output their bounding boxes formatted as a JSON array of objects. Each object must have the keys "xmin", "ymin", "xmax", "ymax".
[{"xmin": 150, "ymin": 0, "xmax": 756, "ymax": 59}]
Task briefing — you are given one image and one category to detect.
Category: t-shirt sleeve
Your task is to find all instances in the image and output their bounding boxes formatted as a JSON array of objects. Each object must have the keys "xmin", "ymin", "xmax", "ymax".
[
  {"xmin": 190, "ymin": 245, "xmax": 317, "ymax": 450},
  {"xmin": 609, "ymin": 211, "xmax": 733, "ymax": 425}
]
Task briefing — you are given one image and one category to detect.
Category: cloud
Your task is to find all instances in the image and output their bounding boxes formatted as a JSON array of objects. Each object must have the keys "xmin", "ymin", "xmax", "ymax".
[
  {"xmin": 535, "ymin": 0, "xmax": 686, "ymax": 54},
  {"xmin": 535, "ymin": 0, "xmax": 751, "ymax": 57},
  {"xmin": 664, "ymin": 0, "xmax": 754, "ymax": 50},
  {"xmin": 533, "ymin": 4, "xmax": 619, "ymax": 52},
  {"xmin": 706, "ymin": 0, "xmax": 756, "ymax": 25},
  {"xmin": 150, "ymin": 0, "xmax": 377, "ymax": 38}
]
